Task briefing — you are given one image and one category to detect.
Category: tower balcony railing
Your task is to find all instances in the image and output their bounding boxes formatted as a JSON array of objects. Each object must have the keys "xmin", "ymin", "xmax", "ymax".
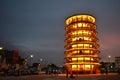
[
  {"xmin": 65, "ymin": 20, "xmax": 96, "ymax": 26},
  {"xmin": 65, "ymin": 29, "xmax": 97, "ymax": 35},
  {"xmin": 65, "ymin": 47, "xmax": 98, "ymax": 50},
  {"xmin": 65, "ymin": 40, "xmax": 98, "ymax": 44},
  {"xmin": 70, "ymin": 53, "xmax": 99, "ymax": 56},
  {"xmin": 65, "ymin": 34, "xmax": 97, "ymax": 38},
  {"xmin": 65, "ymin": 31, "xmax": 98, "ymax": 37},
  {"xmin": 65, "ymin": 37, "xmax": 98, "ymax": 43},
  {"xmin": 65, "ymin": 44, "xmax": 99, "ymax": 50},
  {"xmin": 65, "ymin": 21, "xmax": 96, "ymax": 29},
  {"xmin": 65, "ymin": 42, "xmax": 99, "ymax": 47},
  {"xmin": 64, "ymin": 51, "xmax": 99, "ymax": 55},
  {"xmin": 65, "ymin": 15, "xmax": 96, "ymax": 26},
  {"xmin": 66, "ymin": 28, "xmax": 96, "ymax": 33},
  {"xmin": 65, "ymin": 31, "xmax": 97, "ymax": 37},
  {"xmin": 66, "ymin": 54, "xmax": 99, "ymax": 58},
  {"xmin": 66, "ymin": 60, "xmax": 99, "ymax": 63},
  {"xmin": 65, "ymin": 38, "xmax": 98, "ymax": 43},
  {"xmin": 65, "ymin": 27, "xmax": 96, "ymax": 32},
  {"xmin": 65, "ymin": 48, "xmax": 97, "ymax": 52}
]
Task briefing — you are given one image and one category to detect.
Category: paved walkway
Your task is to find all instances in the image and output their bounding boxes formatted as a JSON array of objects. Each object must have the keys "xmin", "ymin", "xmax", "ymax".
[{"xmin": 0, "ymin": 73, "xmax": 120, "ymax": 80}]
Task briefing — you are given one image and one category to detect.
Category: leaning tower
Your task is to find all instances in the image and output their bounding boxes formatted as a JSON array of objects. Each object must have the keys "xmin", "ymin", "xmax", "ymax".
[{"xmin": 64, "ymin": 14, "xmax": 100, "ymax": 74}]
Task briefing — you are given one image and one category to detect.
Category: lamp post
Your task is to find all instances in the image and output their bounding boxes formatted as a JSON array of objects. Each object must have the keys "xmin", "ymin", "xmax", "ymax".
[
  {"xmin": 0, "ymin": 47, "xmax": 3, "ymax": 50},
  {"xmin": 108, "ymin": 55, "xmax": 111, "ymax": 72},
  {"xmin": 0, "ymin": 47, "xmax": 5, "ymax": 63},
  {"xmin": 40, "ymin": 58, "xmax": 43, "ymax": 62},
  {"xmin": 40, "ymin": 58, "xmax": 43, "ymax": 67},
  {"xmin": 108, "ymin": 56, "xmax": 111, "ymax": 61},
  {"xmin": 30, "ymin": 54, "xmax": 34, "ymax": 66},
  {"xmin": 0, "ymin": 47, "xmax": 3, "ymax": 62},
  {"xmin": 108, "ymin": 55, "xmax": 111, "ymax": 65},
  {"xmin": 30, "ymin": 54, "xmax": 34, "ymax": 58},
  {"xmin": 25, "ymin": 54, "xmax": 34, "ymax": 66},
  {"xmin": 39, "ymin": 58, "xmax": 43, "ymax": 72}
]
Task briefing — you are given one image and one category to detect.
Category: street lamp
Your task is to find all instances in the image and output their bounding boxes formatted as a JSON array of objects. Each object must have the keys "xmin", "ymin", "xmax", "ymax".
[
  {"xmin": 108, "ymin": 55, "xmax": 111, "ymax": 64},
  {"xmin": 108, "ymin": 56, "xmax": 111, "ymax": 60},
  {"xmin": 0, "ymin": 47, "xmax": 3, "ymax": 63},
  {"xmin": 0, "ymin": 47, "xmax": 3, "ymax": 60},
  {"xmin": 30, "ymin": 54, "xmax": 34, "ymax": 58},
  {"xmin": 40, "ymin": 58, "xmax": 43, "ymax": 66},
  {"xmin": 40, "ymin": 58, "xmax": 43, "ymax": 62},
  {"xmin": 0, "ymin": 47, "xmax": 3, "ymax": 50},
  {"xmin": 39, "ymin": 58, "xmax": 43, "ymax": 72},
  {"xmin": 108, "ymin": 55, "xmax": 111, "ymax": 72},
  {"xmin": 25, "ymin": 54, "xmax": 34, "ymax": 66},
  {"xmin": 30, "ymin": 54, "xmax": 34, "ymax": 66}
]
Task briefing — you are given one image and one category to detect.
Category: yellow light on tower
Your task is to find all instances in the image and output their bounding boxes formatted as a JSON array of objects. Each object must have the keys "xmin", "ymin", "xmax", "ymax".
[{"xmin": 64, "ymin": 14, "xmax": 100, "ymax": 74}]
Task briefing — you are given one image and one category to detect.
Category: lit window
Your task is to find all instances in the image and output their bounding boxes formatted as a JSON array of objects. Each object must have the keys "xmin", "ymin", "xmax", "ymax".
[
  {"xmin": 88, "ymin": 32, "xmax": 91, "ymax": 35},
  {"xmin": 72, "ymin": 65, "xmax": 77, "ymax": 68},
  {"xmin": 72, "ymin": 31, "xmax": 77, "ymax": 35},
  {"xmin": 72, "ymin": 45, "xmax": 77, "ymax": 48},
  {"xmin": 91, "ymin": 65, "xmax": 94, "ymax": 68},
  {"xmin": 90, "ymin": 45, "xmax": 92, "ymax": 48},
  {"xmin": 73, "ymin": 51, "xmax": 77, "ymax": 53},
  {"xmin": 78, "ymin": 58, "xmax": 83, "ymax": 61},
  {"xmin": 78, "ymin": 44, "xmax": 83, "ymax": 47},
  {"xmin": 78, "ymin": 31, "xmax": 82, "ymax": 34},
  {"xmin": 84, "ymin": 31, "xmax": 88, "ymax": 34},
  {"xmin": 73, "ymin": 25, "xmax": 77, "ymax": 28},
  {"xmin": 72, "ymin": 38, "xmax": 76, "ymax": 41},
  {"xmin": 85, "ymin": 65, "xmax": 90, "ymax": 68},
  {"xmin": 75, "ymin": 31, "xmax": 77, "ymax": 34},
  {"xmin": 91, "ymin": 51, "xmax": 93, "ymax": 53},
  {"xmin": 83, "ymin": 23, "xmax": 86, "ymax": 27},
  {"xmin": 78, "ymin": 65, "xmax": 80, "ymax": 68},
  {"xmin": 83, "ymin": 16, "xmax": 87, "ymax": 20},
  {"xmin": 84, "ymin": 44, "xmax": 89, "ymax": 47},
  {"xmin": 85, "ymin": 65, "xmax": 91, "ymax": 70},
  {"xmin": 72, "ymin": 58, "xmax": 77, "ymax": 61},
  {"xmin": 72, "ymin": 16, "xmax": 77, "ymax": 22},
  {"xmin": 72, "ymin": 32, "xmax": 74, "ymax": 35},
  {"xmin": 85, "ymin": 57, "xmax": 90, "ymax": 60},
  {"xmin": 89, "ymin": 38, "xmax": 92, "ymax": 41},
  {"xmin": 84, "ymin": 50, "xmax": 90, "ymax": 53},
  {"xmin": 77, "ymin": 15, "xmax": 81, "ymax": 18},
  {"xmin": 91, "ymin": 58, "xmax": 93, "ymax": 61},
  {"xmin": 84, "ymin": 37, "xmax": 89, "ymax": 40},
  {"xmin": 78, "ymin": 23, "xmax": 82, "ymax": 27},
  {"xmin": 72, "ymin": 65, "xmax": 79, "ymax": 70},
  {"xmin": 66, "ymin": 18, "xmax": 72, "ymax": 25}
]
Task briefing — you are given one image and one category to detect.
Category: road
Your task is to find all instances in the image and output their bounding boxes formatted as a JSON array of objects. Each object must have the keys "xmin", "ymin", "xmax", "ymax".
[{"xmin": 0, "ymin": 73, "xmax": 120, "ymax": 80}]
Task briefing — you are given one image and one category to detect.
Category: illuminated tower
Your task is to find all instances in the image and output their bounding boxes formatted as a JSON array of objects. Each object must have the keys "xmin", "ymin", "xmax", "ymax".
[{"xmin": 64, "ymin": 14, "xmax": 100, "ymax": 74}]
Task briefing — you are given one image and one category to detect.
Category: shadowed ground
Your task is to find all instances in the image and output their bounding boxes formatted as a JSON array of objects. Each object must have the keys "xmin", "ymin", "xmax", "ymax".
[{"xmin": 0, "ymin": 73, "xmax": 120, "ymax": 80}]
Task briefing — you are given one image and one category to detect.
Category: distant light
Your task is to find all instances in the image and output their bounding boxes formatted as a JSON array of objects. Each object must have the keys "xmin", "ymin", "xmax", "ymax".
[
  {"xmin": 108, "ymin": 56, "xmax": 111, "ymax": 58},
  {"xmin": 30, "ymin": 54, "xmax": 34, "ymax": 58},
  {"xmin": 111, "ymin": 66, "xmax": 113, "ymax": 68},
  {"xmin": 0, "ymin": 47, "xmax": 3, "ymax": 50},
  {"xmin": 40, "ymin": 58, "xmax": 43, "ymax": 61}
]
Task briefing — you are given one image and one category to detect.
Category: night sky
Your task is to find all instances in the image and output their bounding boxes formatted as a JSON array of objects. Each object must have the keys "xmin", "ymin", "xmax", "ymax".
[{"xmin": 0, "ymin": 0, "xmax": 120, "ymax": 66}]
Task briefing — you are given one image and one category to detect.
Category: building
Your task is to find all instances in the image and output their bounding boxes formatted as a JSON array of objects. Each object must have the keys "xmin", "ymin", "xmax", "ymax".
[
  {"xmin": 100, "ymin": 62, "xmax": 116, "ymax": 73},
  {"xmin": 0, "ymin": 49, "xmax": 19, "ymax": 64},
  {"xmin": 115, "ymin": 57, "xmax": 120, "ymax": 69},
  {"xmin": 64, "ymin": 14, "xmax": 100, "ymax": 74}
]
